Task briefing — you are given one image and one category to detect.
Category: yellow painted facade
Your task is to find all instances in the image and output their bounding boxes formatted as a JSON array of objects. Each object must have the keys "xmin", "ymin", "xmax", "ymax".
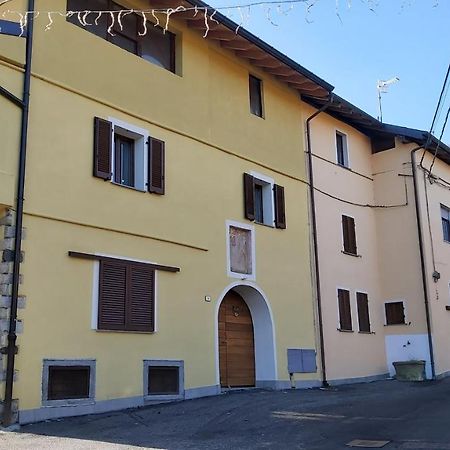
[{"xmin": 0, "ymin": 0, "xmax": 320, "ymax": 422}]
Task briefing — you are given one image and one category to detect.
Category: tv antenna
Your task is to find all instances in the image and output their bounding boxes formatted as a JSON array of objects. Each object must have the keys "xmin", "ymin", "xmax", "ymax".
[{"xmin": 377, "ymin": 77, "xmax": 400, "ymax": 122}]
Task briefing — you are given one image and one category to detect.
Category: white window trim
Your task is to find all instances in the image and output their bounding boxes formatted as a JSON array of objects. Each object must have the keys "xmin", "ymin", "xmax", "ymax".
[
  {"xmin": 91, "ymin": 253, "xmax": 159, "ymax": 333},
  {"xmin": 250, "ymin": 171, "xmax": 275, "ymax": 227},
  {"xmin": 441, "ymin": 204, "xmax": 450, "ymax": 242},
  {"xmin": 226, "ymin": 220, "xmax": 256, "ymax": 281},
  {"xmin": 355, "ymin": 290, "xmax": 371, "ymax": 332},
  {"xmin": 108, "ymin": 117, "xmax": 149, "ymax": 192},
  {"xmin": 383, "ymin": 299, "xmax": 408, "ymax": 326},
  {"xmin": 336, "ymin": 286, "xmax": 353, "ymax": 331},
  {"xmin": 335, "ymin": 129, "xmax": 350, "ymax": 168}
]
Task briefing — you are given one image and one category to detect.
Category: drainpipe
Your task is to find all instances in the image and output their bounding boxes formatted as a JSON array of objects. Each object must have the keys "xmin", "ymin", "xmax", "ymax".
[
  {"xmin": 410, "ymin": 147, "xmax": 436, "ymax": 379},
  {"xmin": 305, "ymin": 94, "xmax": 334, "ymax": 387},
  {"xmin": 2, "ymin": 0, "xmax": 35, "ymax": 426}
]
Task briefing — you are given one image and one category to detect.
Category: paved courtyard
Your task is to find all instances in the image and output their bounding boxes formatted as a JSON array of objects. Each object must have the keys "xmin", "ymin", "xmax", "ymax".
[{"xmin": 2, "ymin": 378, "xmax": 450, "ymax": 449}]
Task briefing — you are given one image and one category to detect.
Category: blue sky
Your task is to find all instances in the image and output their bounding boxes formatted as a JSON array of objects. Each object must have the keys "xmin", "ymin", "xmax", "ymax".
[{"xmin": 208, "ymin": 0, "xmax": 450, "ymax": 142}]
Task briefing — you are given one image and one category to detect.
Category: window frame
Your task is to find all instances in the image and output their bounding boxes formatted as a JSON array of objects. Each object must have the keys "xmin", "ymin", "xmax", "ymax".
[
  {"xmin": 356, "ymin": 291, "xmax": 371, "ymax": 333},
  {"xmin": 384, "ymin": 300, "xmax": 407, "ymax": 326},
  {"xmin": 337, "ymin": 287, "xmax": 353, "ymax": 332},
  {"xmin": 335, "ymin": 130, "xmax": 349, "ymax": 168},
  {"xmin": 91, "ymin": 254, "xmax": 158, "ymax": 333},
  {"xmin": 250, "ymin": 171, "xmax": 275, "ymax": 227},
  {"xmin": 249, "ymin": 74, "xmax": 264, "ymax": 118},
  {"xmin": 108, "ymin": 117, "xmax": 148, "ymax": 192},
  {"xmin": 226, "ymin": 220, "xmax": 256, "ymax": 281},
  {"xmin": 42, "ymin": 359, "xmax": 96, "ymax": 407},
  {"xmin": 66, "ymin": 0, "xmax": 177, "ymax": 73},
  {"xmin": 441, "ymin": 204, "xmax": 450, "ymax": 243},
  {"xmin": 143, "ymin": 360, "xmax": 184, "ymax": 402}
]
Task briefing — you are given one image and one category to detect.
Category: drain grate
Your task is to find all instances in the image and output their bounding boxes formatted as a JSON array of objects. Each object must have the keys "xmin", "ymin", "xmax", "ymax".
[{"xmin": 347, "ymin": 440, "xmax": 390, "ymax": 448}]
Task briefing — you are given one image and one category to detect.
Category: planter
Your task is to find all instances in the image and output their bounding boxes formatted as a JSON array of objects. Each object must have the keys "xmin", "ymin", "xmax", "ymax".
[{"xmin": 393, "ymin": 360, "xmax": 426, "ymax": 381}]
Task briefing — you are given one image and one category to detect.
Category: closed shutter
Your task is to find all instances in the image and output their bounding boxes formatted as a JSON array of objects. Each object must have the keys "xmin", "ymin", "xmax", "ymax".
[
  {"xmin": 98, "ymin": 259, "xmax": 155, "ymax": 332},
  {"xmin": 128, "ymin": 265, "xmax": 155, "ymax": 332},
  {"xmin": 274, "ymin": 184, "xmax": 286, "ymax": 229},
  {"xmin": 342, "ymin": 215, "xmax": 357, "ymax": 254},
  {"xmin": 243, "ymin": 173, "xmax": 255, "ymax": 221},
  {"xmin": 385, "ymin": 302, "xmax": 405, "ymax": 325},
  {"xmin": 356, "ymin": 292, "xmax": 370, "ymax": 332},
  {"xmin": 98, "ymin": 260, "xmax": 127, "ymax": 330},
  {"xmin": 93, "ymin": 117, "xmax": 112, "ymax": 180},
  {"xmin": 148, "ymin": 138, "xmax": 165, "ymax": 194},
  {"xmin": 338, "ymin": 289, "xmax": 352, "ymax": 331}
]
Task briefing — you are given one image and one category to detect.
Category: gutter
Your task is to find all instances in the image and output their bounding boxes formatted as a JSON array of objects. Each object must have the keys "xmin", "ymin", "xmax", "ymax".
[
  {"xmin": 410, "ymin": 147, "xmax": 436, "ymax": 379},
  {"xmin": 2, "ymin": 0, "xmax": 35, "ymax": 426},
  {"xmin": 305, "ymin": 94, "xmax": 334, "ymax": 387}
]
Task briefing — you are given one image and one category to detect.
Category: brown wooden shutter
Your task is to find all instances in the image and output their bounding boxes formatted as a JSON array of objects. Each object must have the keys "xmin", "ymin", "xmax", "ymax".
[
  {"xmin": 385, "ymin": 302, "xmax": 405, "ymax": 325},
  {"xmin": 98, "ymin": 260, "xmax": 126, "ymax": 330},
  {"xmin": 93, "ymin": 117, "xmax": 112, "ymax": 180},
  {"xmin": 356, "ymin": 292, "xmax": 370, "ymax": 332},
  {"xmin": 128, "ymin": 265, "xmax": 155, "ymax": 332},
  {"xmin": 338, "ymin": 289, "xmax": 352, "ymax": 331},
  {"xmin": 244, "ymin": 173, "xmax": 255, "ymax": 221},
  {"xmin": 148, "ymin": 138, "xmax": 165, "ymax": 195},
  {"xmin": 274, "ymin": 184, "xmax": 286, "ymax": 229},
  {"xmin": 342, "ymin": 215, "xmax": 357, "ymax": 254}
]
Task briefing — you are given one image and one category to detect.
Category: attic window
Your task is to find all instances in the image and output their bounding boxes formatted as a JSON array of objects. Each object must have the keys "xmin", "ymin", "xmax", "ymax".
[
  {"xmin": 249, "ymin": 75, "xmax": 264, "ymax": 117},
  {"xmin": 67, "ymin": 0, "xmax": 176, "ymax": 73}
]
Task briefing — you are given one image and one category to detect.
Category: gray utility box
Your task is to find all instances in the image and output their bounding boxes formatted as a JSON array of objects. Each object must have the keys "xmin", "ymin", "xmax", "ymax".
[{"xmin": 287, "ymin": 349, "xmax": 317, "ymax": 374}]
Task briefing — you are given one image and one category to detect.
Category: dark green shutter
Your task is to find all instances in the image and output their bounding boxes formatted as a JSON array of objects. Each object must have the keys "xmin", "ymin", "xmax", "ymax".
[
  {"xmin": 244, "ymin": 173, "xmax": 255, "ymax": 221},
  {"xmin": 274, "ymin": 184, "xmax": 286, "ymax": 229},
  {"xmin": 148, "ymin": 138, "xmax": 165, "ymax": 195}
]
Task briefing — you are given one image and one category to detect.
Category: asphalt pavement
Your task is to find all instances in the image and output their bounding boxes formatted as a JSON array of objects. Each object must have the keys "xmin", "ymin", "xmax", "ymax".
[{"xmin": 2, "ymin": 378, "xmax": 450, "ymax": 449}]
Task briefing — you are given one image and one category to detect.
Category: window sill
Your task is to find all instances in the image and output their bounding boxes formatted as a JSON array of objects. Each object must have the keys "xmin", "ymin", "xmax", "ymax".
[
  {"xmin": 111, "ymin": 181, "xmax": 146, "ymax": 193},
  {"xmin": 144, "ymin": 393, "xmax": 184, "ymax": 402},
  {"xmin": 358, "ymin": 331, "xmax": 375, "ymax": 335},
  {"xmin": 42, "ymin": 399, "xmax": 95, "ymax": 407},
  {"xmin": 384, "ymin": 323, "xmax": 409, "ymax": 326},
  {"xmin": 337, "ymin": 328, "xmax": 354, "ymax": 333},
  {"xmin": 255, "ymin": 221, "xmax": 275, "ymax": 229},
  {"xmin": 95, "ymin": 329, "xmax": 155, "ymax": 334},
  {"xmin": 341, "ymin": 250, "xmax": 361, "ymax": 258}
]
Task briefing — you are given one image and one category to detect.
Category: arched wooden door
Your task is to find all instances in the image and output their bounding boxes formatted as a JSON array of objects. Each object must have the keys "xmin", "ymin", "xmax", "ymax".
[{"xmin": 219, "ymin": 290, "xmax": 255, "ymax": 387}]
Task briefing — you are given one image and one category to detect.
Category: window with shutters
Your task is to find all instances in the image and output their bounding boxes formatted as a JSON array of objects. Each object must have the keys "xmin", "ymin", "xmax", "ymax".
[
  {"xmin": 66, "ymin": 0, "xmax": 177, "ymax": 73},
  {"xmin": 336, "ymin": 131, "xmax": 349, "ymax": 168},
  {"xmin": 341, "ymin": 215, "xmax": 358, "ymax": 256},
  {"xmin": 385, "ymin": 301, "xmax": 406, "ymax": 326},
  {"xmin": 337, "ymin": 288, "xmax": 352, "ymax": 331},
  {"xmin": 98, "ymin": 258, "xmax": 155, "ymax": 332},
  {"xmin": 441, "ymin": 205, "xmax": 450, "ymax": 242},
  {"xmin": 226, "ymin": 221, "xmax": 255, "ymax": 280},
  {"xmin": 356, "ymin": 292, "xmax": 371, "ymax": 333},
  {"xmin": 249, "ymin": 74, "xmax": 264, "ymax": 117},
  {"xmin": 93, "ymin": 117, "xmax": 165, "ymax": 195},
  {"xmin": 144, "ymin": 360, "xmax": 184, "ymax": 401},
  {"xmin": 42, "ymin": 359, "xmax": 95, "ymax": 406},
  {"xmin": 243, "ymin": 172, "xmax": 285, "ymax": 228}
]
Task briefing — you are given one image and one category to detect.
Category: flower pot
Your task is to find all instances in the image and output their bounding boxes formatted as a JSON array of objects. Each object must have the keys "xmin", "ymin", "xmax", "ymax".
[{"xmin": 393, "ymin": 360, "xmax": 426, "ymax": 381}]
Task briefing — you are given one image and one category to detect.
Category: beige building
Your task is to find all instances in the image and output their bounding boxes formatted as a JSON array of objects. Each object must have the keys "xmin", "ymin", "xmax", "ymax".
[{"xmin": 304, "ymin": 94, "xmax": 450, "ymax": 383}]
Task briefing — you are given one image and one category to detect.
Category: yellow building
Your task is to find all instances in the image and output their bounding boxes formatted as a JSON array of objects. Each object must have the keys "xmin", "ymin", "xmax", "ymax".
[{"xmin": 0, "ymin": 0, "xmax": 333, "ymax": 424}]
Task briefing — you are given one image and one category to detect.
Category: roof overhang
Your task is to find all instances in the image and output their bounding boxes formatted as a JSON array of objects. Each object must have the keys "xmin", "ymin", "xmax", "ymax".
[{"xmin": 151, "ymin": 0, "xmax": 333, "ymax": 98}]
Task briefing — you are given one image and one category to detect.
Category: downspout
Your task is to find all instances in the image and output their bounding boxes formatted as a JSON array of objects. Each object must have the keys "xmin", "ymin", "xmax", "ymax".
[
  {"xmin": 3, "ymin": 0, "xmax": 35, "ymax": 426},
  {"xmin": 410, "ymin": 147, "xmax": 436, "ymax": 379},
  {"xmin": 305, "ymin": 94, "xmax": 334, "ymax": 387}
]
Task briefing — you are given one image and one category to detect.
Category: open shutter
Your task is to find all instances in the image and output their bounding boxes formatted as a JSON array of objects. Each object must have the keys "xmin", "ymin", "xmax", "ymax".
[
  {"xmin": 338, "ymin": 289, "xmax": 352, "ymax": 331},
  {"xmin": 148, "ymin": 138, "xmax": 165, "ymax": 195},
  {"xmin": 243, "ymin": 173, "xmax": 255, "ymax": 221},
  {"xmin": 356, "ymin": 292, "xmax": 370, "ymax": 332},
  {"xmin": 274, "ymin": 184, "xmax": 286, "ymax": 229},
  {"xmin": 98, "ymin": 260, "xmax": 126, "ymax": 330},
  {"xmin": 342, "ymin": 215, "xmax": 357, "ymax": 254},
  {"xmin": 93, "ymin": 117, "xmax": 112, "ymax": 180},
  {"xmin": 128, "ymin": 265, "xmax": 155, "ymax": 332}
]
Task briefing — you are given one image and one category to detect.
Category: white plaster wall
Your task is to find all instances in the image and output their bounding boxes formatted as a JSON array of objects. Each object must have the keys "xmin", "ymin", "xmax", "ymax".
[{"xmin": 385, "ymin": 334, "xmax": 432, "ymax": 379}]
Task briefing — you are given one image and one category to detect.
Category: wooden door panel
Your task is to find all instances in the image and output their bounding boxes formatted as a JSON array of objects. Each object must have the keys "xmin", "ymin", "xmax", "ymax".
[{"xmin": 218, "ymin": 291, "xmax": 255, "ymax": 387}]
